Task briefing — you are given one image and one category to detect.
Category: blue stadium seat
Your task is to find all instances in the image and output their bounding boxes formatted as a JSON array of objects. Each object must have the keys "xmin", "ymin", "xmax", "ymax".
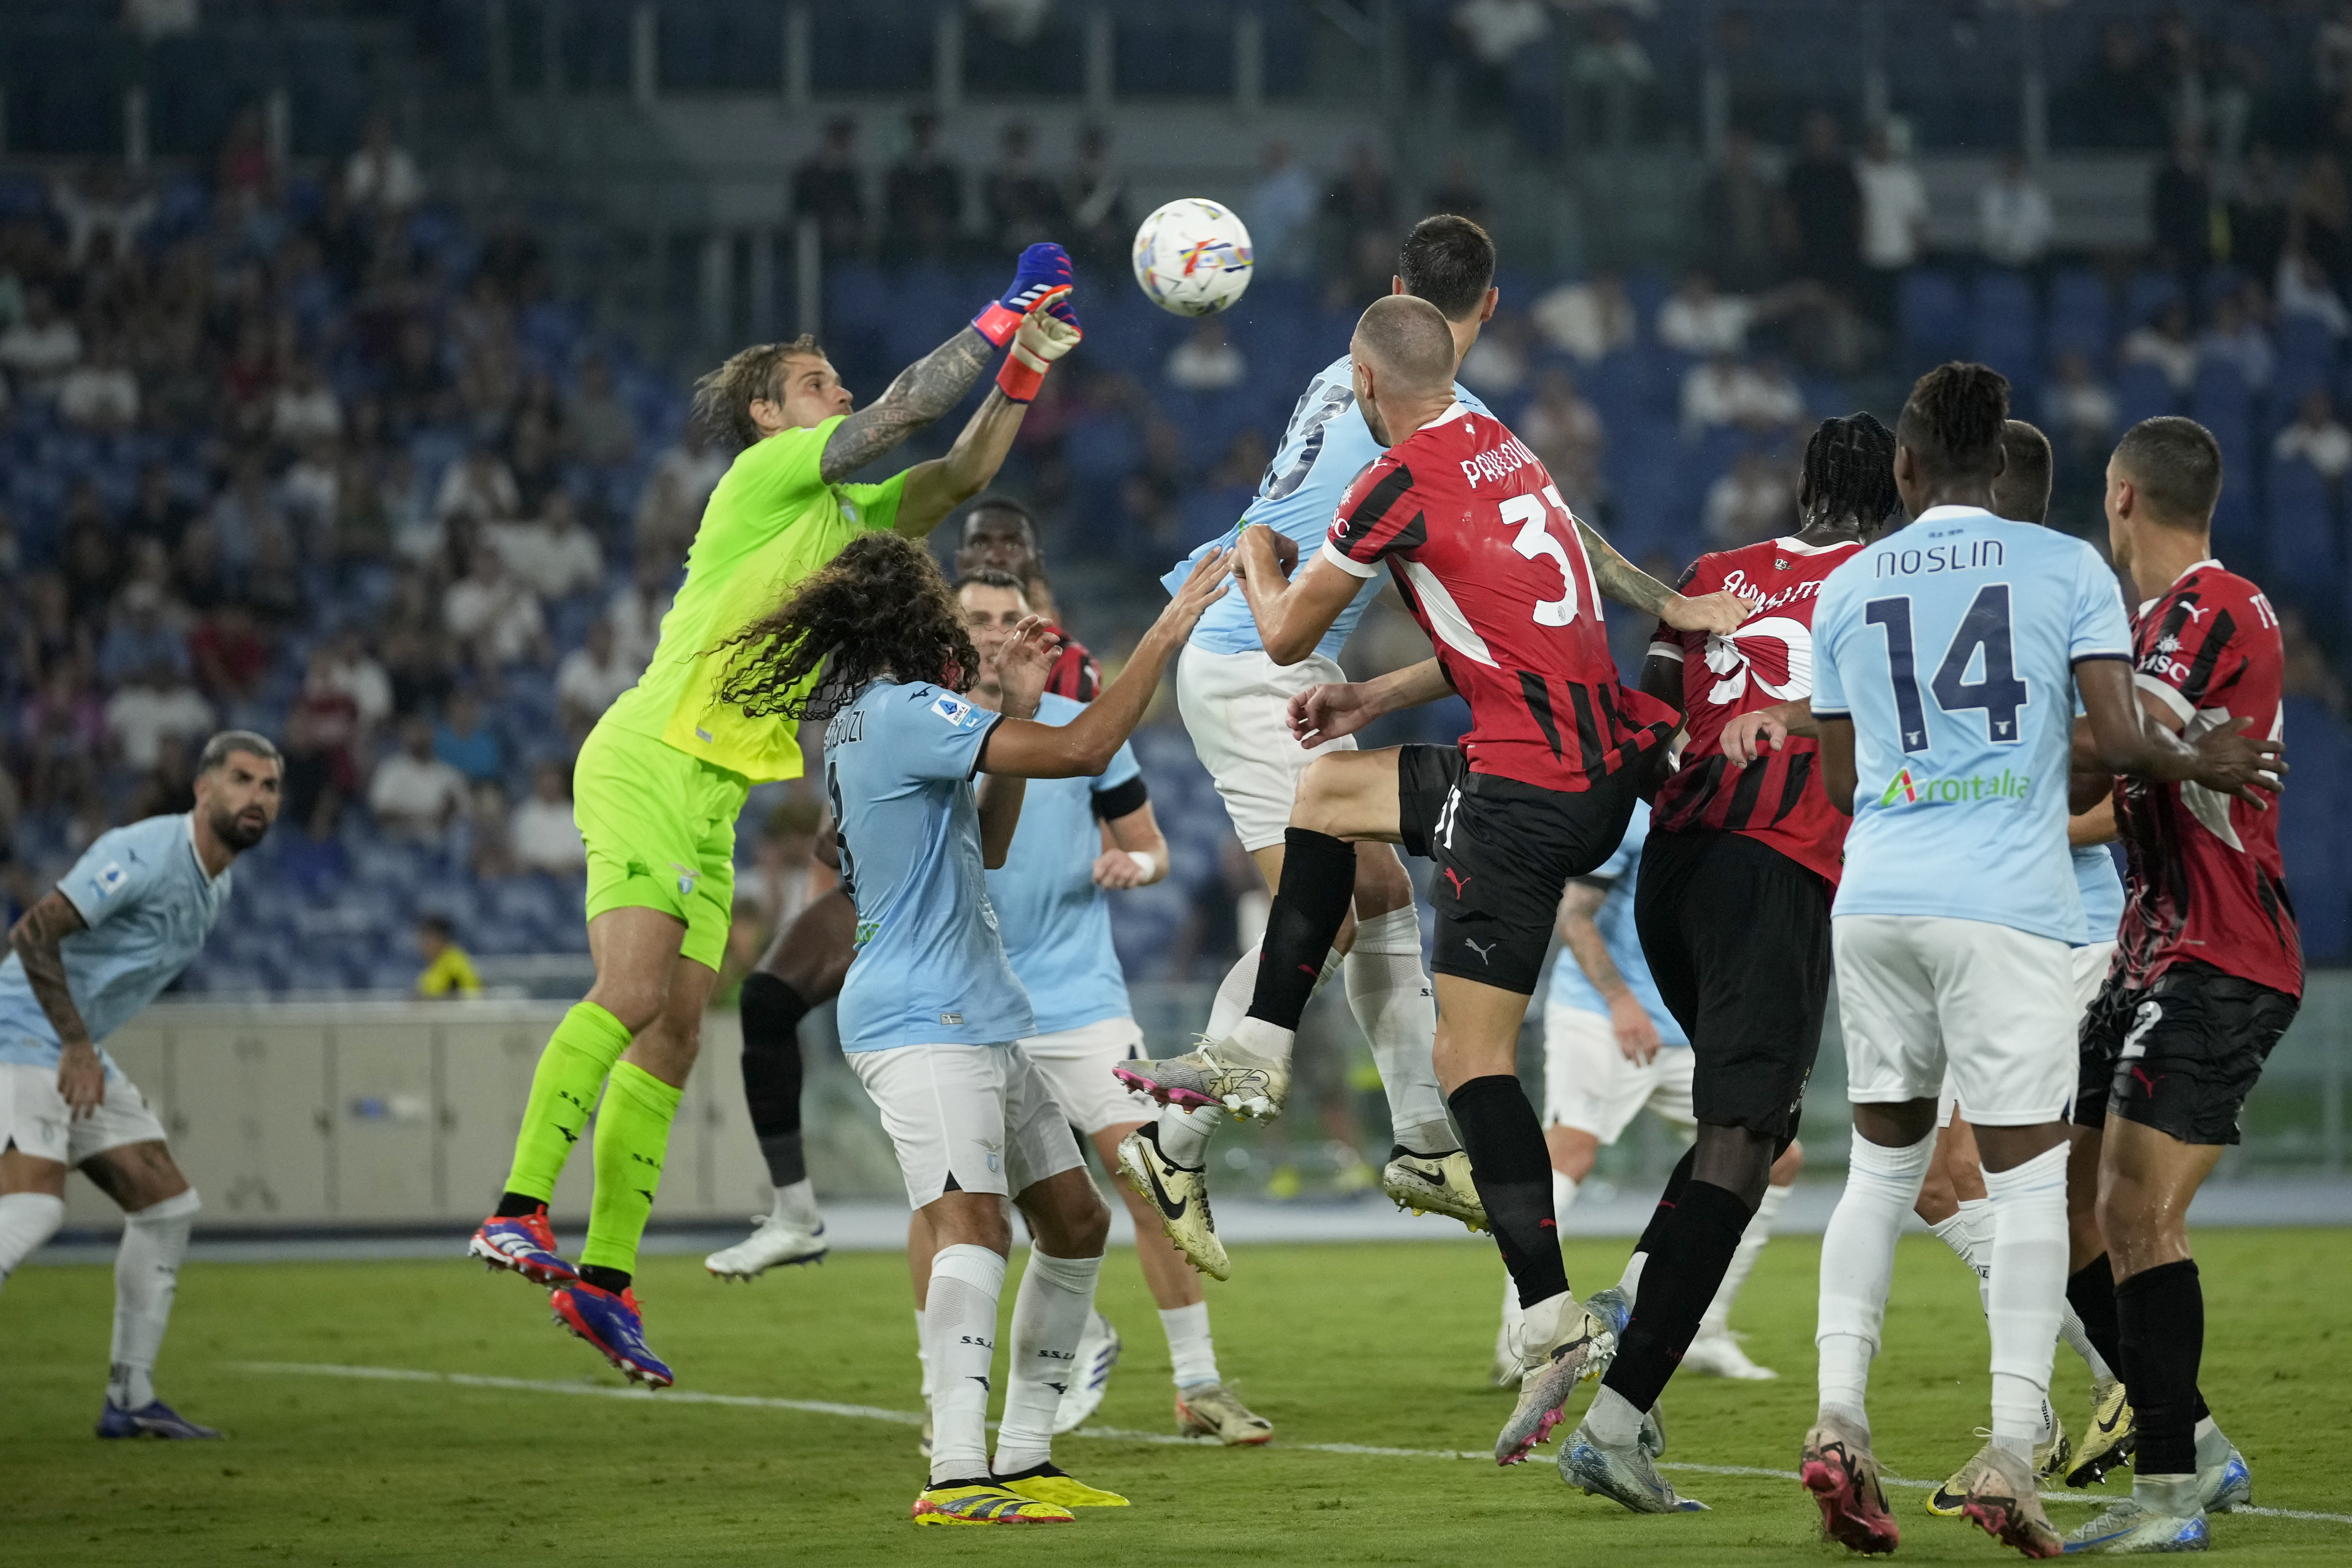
[
  {"xmin": 2124, "ymin": 269, "xmax": 2183, "ymax": 327},
  {"xmin": 2263, "ymin": 454, "xmax": 2340, "ymax": 606},
  {"xmin": 1898, "ymin": 269, "xmax": 1969, "ymax": 373},
  {"xmin": 2044, "ymin": 269, "xmax": 2113, "ymax": 365},
  {"xmin": 2276, "ymin": 695, "xmax": 2347, "ymax": 963},
  {"xmin": 2113, "ymin": 361, "xmax": 2182, "ymax": 431}
]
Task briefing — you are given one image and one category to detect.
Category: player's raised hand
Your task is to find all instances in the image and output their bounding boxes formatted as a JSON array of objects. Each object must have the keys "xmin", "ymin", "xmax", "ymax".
[
  {"xmin": 992, "ymin": 613, "xmax": 1061, "ymax": 719},
  {"xmin": 1722, "ymin": 709, "xmax": 1789, "ymax": 766},
  {"xmin": 2188, "ymin": 716, "xmax": 2287, "ymax": 808},
  {"xmin": 1289, "ymin": 681, "xmax": 1378, "ymax": 747},
  {"xmin": 56, "ymin": 1039, "xmax": 105, "ymax": 1120},
  {"xmin": 1157, "ymin": 546, "xmax": 1232, "ymax": 637},
  {"xmin": 971, "ymin": 242, "xmax": 1076, "ymax": 347},
  {"xmin": 1662, "ymin": 589, "xmax": 1751, "ymax": 637},
  {"xmin": 997, "ymin": 299, "xmax": 1083, "ymax": 403}
]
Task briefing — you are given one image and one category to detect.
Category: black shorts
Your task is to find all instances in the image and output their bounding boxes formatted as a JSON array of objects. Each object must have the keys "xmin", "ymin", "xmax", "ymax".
[
  {"xmin": 2074, "ymin": 961, "xmax": 2298, "ymax": 1146},
  {"xmin": 1397, "ymin": 744, "xmax": 1641, "ymax": 996},
  {"xmin": 1633, "ymin": 829, "xmax": 1833, "ymax": 1144}
]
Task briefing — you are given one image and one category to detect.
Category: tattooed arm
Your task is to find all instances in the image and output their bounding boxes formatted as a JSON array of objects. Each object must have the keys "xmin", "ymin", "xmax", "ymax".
[
  {"xmin": 8, "ymin": 891, "xmax": 102, "ymax": 1116},
  {"xmin": 892, "ymin": 388, "xmax": 1031, "ymax": 537},
  {"xmin": 1575, "ymin": 517, "xmax": 1747, "ymax": 634},
  {"xmin": 817, "ymin": 325, "xmax": 996, "ymax": 486}
]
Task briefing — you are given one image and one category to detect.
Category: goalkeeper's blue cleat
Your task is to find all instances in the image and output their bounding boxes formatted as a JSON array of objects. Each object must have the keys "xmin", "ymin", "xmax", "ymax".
[
  {"xmin": 469, "ymin": 1207, "xmax": 578, "ymax": 1287},
  {"xmin": 551, "ymin": 1280, "xmax": 673, "ymax": 1388},
  {"xmin": 97, "ymin": 1399, "xmax": 222, "ymax": 1439}
]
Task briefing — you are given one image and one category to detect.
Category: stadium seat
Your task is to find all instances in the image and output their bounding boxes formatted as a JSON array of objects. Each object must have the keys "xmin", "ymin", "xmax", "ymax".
[
  {"xmin": 2113, "ymin": 361, "xmax": 2183, "ymax": 431},
  {"xmin": 2044, "ymin": 269, "xmax": 2113, "ymax": 365},
  {"xmin": 2263, "ymin": 454, "xmax": 2340, "ymax": 607},
  {"xmin": 1898, "ymin": 269, "xmax": 1969, "ymax": 372},
  {"xmin": 1970, "ymin": 270, "xmax": 2041, "ymax": 400}
]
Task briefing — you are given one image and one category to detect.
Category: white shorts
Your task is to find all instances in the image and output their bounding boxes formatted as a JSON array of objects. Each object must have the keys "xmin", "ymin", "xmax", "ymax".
[
  {"xmin": 1934, "ymin": 940, "xmax": 2117, "ymax": 1127},
  {"xmin": 0, "ymin": 1061, "xmax": 169, "ymax": 1167},
  {"xmin": 1836, "ymin": 915, "xmax": 2075, "ymax": 1128},
  {"xmin": 1541, "ymin": 1003, "xmax": 1695, "ymax": 1143},
  {"xmin": 1176, "ymin": 644, "xmax": 1358, "ymax": 853},
  {"xmin": 847, "ymin": 1043, "xmax": 1086, "ymax": 1210},
  {"xmin": 1018, "ymin": 1016, "xmax": 1155, "ymax": 1137}
]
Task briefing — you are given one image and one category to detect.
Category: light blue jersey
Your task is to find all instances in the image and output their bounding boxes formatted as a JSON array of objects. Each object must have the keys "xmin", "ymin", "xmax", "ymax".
[
  {"xmin": 1161, "ymin": 353, "xmax": 1491, "ymax": 662},
  {"xmin": 1544, "ymin": 802, "xmax": 1687, "ymax": 1046},
  {"xmin": 1811, "ymin": 506, "xmax": 2133, "ymax": 943},
  {"xmin": 0, "ymin": 814, "xmax": 234, "ymax": 1076},
  {"xmin": 825, "ymin": 679, "xmax": 1034, "ymax": 1053},
  {"xmin": 985, "ymin": 692, "xmax": 1141, "ymax": 1036},
  {"xmin": 2074, "ymin": 844, "xmax": 2124, "ymax": 945}
]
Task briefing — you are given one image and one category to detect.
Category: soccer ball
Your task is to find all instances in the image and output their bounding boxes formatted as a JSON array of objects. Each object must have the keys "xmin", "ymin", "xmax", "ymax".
[{"xmin": 1132, "ymin": 198, "xmax": 1254, "ymax": 317}]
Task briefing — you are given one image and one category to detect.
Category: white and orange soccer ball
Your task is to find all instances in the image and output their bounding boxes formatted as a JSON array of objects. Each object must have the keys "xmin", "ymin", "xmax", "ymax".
[{"xmin": 1131, "ymin": 198, "xmax": 1254, "ymax": 317}]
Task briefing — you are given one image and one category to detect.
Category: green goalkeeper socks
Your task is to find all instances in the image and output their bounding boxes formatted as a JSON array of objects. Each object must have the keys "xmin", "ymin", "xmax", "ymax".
[
  {"xmin": 579, "ymin": 1061, "xmax": 683, "ymax": 1275},
  {"xmin": 501, "ymin": 1002, "xmax": 633, "ymax": 1204}
]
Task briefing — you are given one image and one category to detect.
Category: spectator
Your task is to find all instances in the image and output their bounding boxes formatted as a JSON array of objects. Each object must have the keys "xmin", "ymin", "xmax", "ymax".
[
  {"xmin": 98, "ymin": 578, "xmax": 191, "ymax": 688},
  {"xmin": 2280, "ymin": 604, "xmax": 2346, "ymax": 716},
  {"xmin": 377, "ymin": 570, "xmax": 455, "ymax": 716},
  {"xmin": 1703, "ymin": 449, "xmax": 1796, "ymax": 547},
  {"xmin": 1062, "ymin": 123, "xmax": 1131, "ymax": 273},
  {"xmin": 1248, "ymin": 141, "xmax": 1320, "ymax": 277},
  {"xmin": 2277, "ymin": 248, "xmax": 2351, "ymax": 337},
  {"xmin": 279, "ymin": 437, "xmax": 341, "ymax": 546},
  {"xmin": 319, "ymin": 628, "xmax": 395, "ymax": 739},
  {"xmin": 125, "ymin": 732, "xmax": 200, "ymax": 824},
  {"xmin": 1456, "ymin": 310, "xmax": 1529, "ymax": 399},
  {"xmin": 2228, "ymin": 143, "xmax": 2292, "ymax": 290},
  {"xmin": 2197, "ymin": 290, "xmax": 2274, "ymax": 390},
  {"xmin": 469, "ymin": 781, "xmax": 518, "ymax": 880},
  {"xmin": 344, "ymin": 112, "xmax": 423, "ymax": 212},
  {"xmin": 50, "ymin": 163, "xmax": 155, "ymax": 264},
  {"xmin": 1657, "ymin": 271, "xmax": 1758, "ymax": 356},
  {"xmin": 505, "ymin": 409, "xmax": 563, "ymax": 519},
  {"xmin": 792, "ymin": 116, "xmax": 867, "ymax": 261},
  {"xmin": 1530, "ymin": 271, "xmax": 1636, "ymax": 363},
  {"xmin": 444, "ymin": 546, "xmax": 548, "ymax": 669},
  {"xmin": 20, "ymin": 663, "xmax": 106, "ymax": 808},
  {"xmin": 104, "ymin": 661, "xmax": 216, "ymax": 772},
  {"xmin": 2274, "ymin": 389, "xmax": 2352, "ymax": 483},
  {"xmin": 382, "ymin": 316, "xmax": 456, "ymax": 431},
  {"xmin": 489, "ymin": 490, "xmax": 604, "ymax": 601},
  {"xmin": 1165, "ymin": 318, "xmax": 1248, "ymax": 394},
  {"xmin": 511, "ymin": 761, "xmax": 587, "ymax": 875},
  {"xmin": 2152, "ymin": 130, "xmax": 2214, "ymax": 282},
  {"xmin": 726, "ymin": 802, "xmax": 831, "ymax": 976},
  {"xmin": 1783, "ymin": 110, "xmax": 1862, "ymax": 297},
  {"xmin": 413, "ymin": 914, "xmax": 482, "ymax": 998},
  {"xmin": 1517, "ymin": 368, "xmax": 1606, "ymax": 515},
  {"xmin": 634, "ymin": 426, "xmax": 728, "ymax": 568},
  {"xmin": 59, "ymin": 485, "xmax": 123, "ymax": 625},
  {"xmin": 985, "ymin": 123, "xmax": 1063, "ymax": 257},
  {"xmin": 280, "ymin": 648, "xmax": 362, "ymax": 824},
  {"xmin": 1977, "ymin": 151, "xmax": 2054, "ymax": 269},
  {"xmin": 564, "ymin": 353, "xmax": 637, "ymax": 466},
  {"xmin": 270, "ymin": 358, "xmax": 341, "ymax": 444},
  {"xmin": 2121, "ymin": 300, "xmax": 2200, "ymax": 394},
  {"xmin": 1453, "ymin": 0, "xmax": 1549, "ymax": 70},
  {"xmin": 188, "ymin": 600, "xmax": 270, "ymax": 705},
  {"xmin": 2044, "ymin": 350, "xmax": 2121, "ymax": 462},
  {"xmin": 430, "ymin": 689, "xmax": 501, "ymax": 784},
  {"xmin": 0, "ymin": 287, "xmax": 82, "ymax": 399},
  {"xmin": 125, "ymin": 460, "xmax": 196, "ymax": 552},
  {"xmin": 557, "ymin": 616, "xmax": 640, "ymax": 741},
  {"xmin": 1696, "ymin": 129, "xmax": 1781, "ymax": 293},
  {"xmin": 206, "ymin": 450, "xmax": 286, "ymax": 570},
  {"xmin": 607, "ymin": 554, "xmax": 677, "ymax": 671},
  {"xmin": 369, "ymin": 716, "xmax": 471, "ymax": 844},
  {"xmin": 1325, "ymin": 143, "xmax": 1397, "ymax": 299},
  {"xmin": 435, "ymin": 442, "xmax": 522, "ymax": 528},
  {"xmin": 1856, "ymin": 122, "xmax": 1929, "ymax": 324},
  {"xmin": 2293, "ymin": 151, "xmax": 2352, "ymax": 296},
  {"xmin": 1681, "ymin": 354, "xmax": 1803, "ymax": 435},
  {"xmin": 1568, "ymin": 8, "xmax": 1654, "ymax": 148},
  {"xmin": 882, "ymin": 112, "xmax": 962, "ymax": 265},
  {"xmin": 2064, "ymin": 19, "xmax": 2166, "ymax": 149},
  {"xmin": 57, "ymin": 337, "xmax": 138, "ymax": 428}
]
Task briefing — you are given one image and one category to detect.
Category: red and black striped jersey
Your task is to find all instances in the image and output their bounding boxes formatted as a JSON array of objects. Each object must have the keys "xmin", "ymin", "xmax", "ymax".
[
  {"xmin": 1042, "ymin": 623, "xmax": 1100, "ymax": 703},
  {"xmin": 2112, "ymin": 560, "xmax": 2301, "ymax": 997},
  {"xmin": 1647, "ymin": 536, "xmax": 1861, "ymax": 886},
  {"xmin": 1321, "ymin": 403, "xmax": 1677, "ymax": 792}
]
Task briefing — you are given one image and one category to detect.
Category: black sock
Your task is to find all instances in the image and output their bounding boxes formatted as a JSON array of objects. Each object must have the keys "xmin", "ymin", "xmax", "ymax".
[
  {"xmin": 2115, "ymin": 1258, "xmax": 2203, "ymax": 1476},
  {"xmin": 1632, "ymin": 1146, "xmax": 1698, "ymax": 1261},
  {"xmin": 1448, "ymin": 1075, "xmax": 1568, "ymax": 1311},
  {"xmin": 494, "ymin": 1192, "xmax": 545, "ymax": 1218},
  {"xmin": 739, "ymin": 972, "xmax": 812, "ymax": 1187},
  {"xmin": 1245, "ymin": 828, "xmax": 1356, "ymax": 1033},
  {"xmin": 577, "ymin": 1264, "xmax": 632, "ymax": 1294},
  {"xmin": 1602, "ymin": 1179, "xmax": 1754, "ymax": 1413},
  {"xmin": 2067, "ymin": 1252, "xmax": 2125, "ymax": 1375}
]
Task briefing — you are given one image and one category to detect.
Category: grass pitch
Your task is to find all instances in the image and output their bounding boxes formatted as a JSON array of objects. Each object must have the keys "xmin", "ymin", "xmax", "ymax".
[{"xmin": 5, "ymin": 1226, "xmax": 2347, "ymax": 1566}]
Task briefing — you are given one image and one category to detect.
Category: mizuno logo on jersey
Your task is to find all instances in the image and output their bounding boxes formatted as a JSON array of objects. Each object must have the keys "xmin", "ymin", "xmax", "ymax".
[{"xmin": 1877, "ymin": 766, "xmax": 2033, "ymax": 807}]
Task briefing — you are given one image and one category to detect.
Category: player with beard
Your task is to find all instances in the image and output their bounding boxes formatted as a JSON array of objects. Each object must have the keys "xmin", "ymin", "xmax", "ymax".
[
  {"xmin": 1115, "ymin": 295, "xmax": 1749, "ymax": 1467},
  {"xmin": 0, "ymin": 731, "xmax": 284, "ymax": 1439}
]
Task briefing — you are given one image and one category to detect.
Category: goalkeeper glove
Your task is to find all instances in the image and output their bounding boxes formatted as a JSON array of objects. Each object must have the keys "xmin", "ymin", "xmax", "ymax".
[
  {"xmin": 996, "ymin": 296, "xmax": 1081, "ymax": 403},
  {"xmin": 972, "ymin": 242, "xmax": 1075, "ymax": 348}
]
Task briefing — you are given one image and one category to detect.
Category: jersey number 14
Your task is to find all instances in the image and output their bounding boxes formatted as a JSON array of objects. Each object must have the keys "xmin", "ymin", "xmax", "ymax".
[{"xmin": 1865, "ymin": 584, "xmax": 2030, "ymax": 754}]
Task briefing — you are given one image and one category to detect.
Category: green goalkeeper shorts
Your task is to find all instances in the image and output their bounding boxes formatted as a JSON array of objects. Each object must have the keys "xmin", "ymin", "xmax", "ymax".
[{"xmin": 574, "ymin": 721, "xmax": 750, "ymax": 972}]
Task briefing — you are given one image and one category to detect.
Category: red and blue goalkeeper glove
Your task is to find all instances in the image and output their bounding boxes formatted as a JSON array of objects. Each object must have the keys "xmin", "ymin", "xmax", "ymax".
[{"xmin": 971, "ymin": 242, "xmax": 1075, "ymax": 348}]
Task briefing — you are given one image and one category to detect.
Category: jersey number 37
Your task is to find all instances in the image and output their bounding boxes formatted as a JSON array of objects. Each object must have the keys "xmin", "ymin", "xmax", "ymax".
[{"xmin": 1500, "ymin": 485, "xmax": 1586, "ymax": 627}]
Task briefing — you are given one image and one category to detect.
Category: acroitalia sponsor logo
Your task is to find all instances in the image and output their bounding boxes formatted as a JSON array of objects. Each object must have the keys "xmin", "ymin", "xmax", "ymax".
[
  {"xmin": 1457, "ymin": 435, "xmax": 1539, "ymax": 489},
  {"xmin": 1877, "ymin": 766, "xmax": 2033, "ymax": 806}
]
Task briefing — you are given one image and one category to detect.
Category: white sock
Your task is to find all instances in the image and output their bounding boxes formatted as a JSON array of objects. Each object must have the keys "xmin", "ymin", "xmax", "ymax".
[
  {"xmin": 1156, "ymin": 1105, "xmax": 1224, "ymax": 1169},
  {"xmin": 772, "ymin": 1178, "xmax": 821, "ymax": 1229},
  {"xmin": 1701, "ymin": 1179, "xmax": 1789, "ymax": 1335},
  {"xmin": 110, "ymin": 1189, "xmax": 199, "ymax": 1410},
  {"xmin": 1930, "ymin": 1196, "xmax": 1996, "ymax": 1307},
  {"xmin": 1228, "ymin": 1016, "xmax": 1296, "ymax": 1065},
  {"xmin": 1498, "ymin": 1269, "xmax": 1524, "ymax": 1357},
  {"xmin": 1817, "ymin": 1130, "xmax": 1935, "ymax": 1438},
  {"xmin": 2063, "ymin": 1302, "xmax": 2115, "ymax": 1386},
  {"xmin": 1552, "ymin": 1170, "xmax": 1580, "ymax": 1232},
  {"xmin": 913, "ymin": 1308, "xmax": 932, "ymax": 1403},
  {"xmin": 0, "ymin": 1191, "xmax": 66, "ymax": 1288},
  {"xmin": 925, "ymin": 1244, "xmax": 1007, "ymax": 1485},
  {"xmin": 1984, "ymin": 1143, "xmax": 2069, "ymax": 1463},
  {"xmin": 1159, "ymin": 1301, "xmax": 1219, "ymax": 1389},
  {"xmin": 1344, "ymin": 907, "xmax": 1451, "ymax": 1153},
  {"xmin": 1587, "ymin": 1383, "xmax": 1645, "ymax": 1446},
  {"xmin": 1617, "ymin": 1250, "xmax": 1647, "ymax": 1306},
  {"xmin": 1206, "ymin": 946, "xmax": 1259, "ymax": 1036},
  {"xmin": 993, "ymin": 1250, "xmax": 1103, "ymax": 1475}
]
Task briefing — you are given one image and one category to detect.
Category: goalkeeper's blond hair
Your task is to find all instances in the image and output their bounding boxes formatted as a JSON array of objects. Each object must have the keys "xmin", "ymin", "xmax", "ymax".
[{"xmin": 690, "ymin": 335, "xmax": 826, "ymax": 448}]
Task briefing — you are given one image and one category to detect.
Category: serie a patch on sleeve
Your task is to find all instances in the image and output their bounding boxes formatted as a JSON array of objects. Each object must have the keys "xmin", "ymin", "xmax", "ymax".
[
  {"xmin": 930, "ymin": 693, "xmax": 983, "ymax": 729},
  {"xmin": 89, "ymin": 862, "xmax": 128, "ymax": 900}
]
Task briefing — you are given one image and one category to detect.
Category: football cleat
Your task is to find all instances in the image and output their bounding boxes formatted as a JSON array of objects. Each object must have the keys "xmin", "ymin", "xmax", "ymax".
[
  {"xmin": 1682, "ymin": 1326, "xmax": 1778, "ymax": 1381},
  {"xmin": 2039, "ymin": 1412, "xmax": 2074, "ymax": 1483},
  {"xmin": 95, "ymin": 1399, "xmax": 222, "ymax": 1440},
  {"xmin": 2062, "ymin": 1490, "xmax": 2210, "ymax": 1554},
  {"xmin": 1580, "ymin": 1284, "xmax": 1632, "ymax": 1383},
  {"xmin": 1052, "ymin": 1311, "xmax": 1121, "ymax": 1433},
  {"xmin": 911, "ymin": 1482, "xmax": 1074, "ymax": 1525},
  {"xmin": 550, "ymin": 1280, "xmax": 674, "ymax": 1388},
  {"xmin": 1640, "ymin": 1402, "xmax": 1668, "ymax": 1460},
  {"xmin": 1380, "ymin": 1147, "xmax": 1487, "ymax": 1232},
  {"xmin": 468, "ymin": 1207, "xmax": 577, "ymax": 1286},
  {"xmin": 1491, "ymin": 1305, "xmax": 1522, "ymax": 1388},
  {"xmin": 2068, "ymin": 1381, "xmax": 2136, "ymax": 1488},
  {"xmin": 1495, "ymin": 1295, "xmax": 1612, "ymax": 1464},
  {"xmin": 702, "ymin": 1213, "xmax": 827, "ymax": 1280},
  {"xmin": 1956, "ymin": 1441, "xmax": 2065, "ymax": 1558},
  {"xmin": 1175, "ymin": 1381, "xmax": 1273, "ymax": 1445},
  {"xmin": 1117, "ymin": 1125, "xmax": 1229, "ymax": 1280},
  {"xmin": 1561, "ymin": 1421, "xmax": 1708, "ymax": 1513},
  {"xmin": 992, "ymin": 1463, "xmax": 1130, "ymax": 1508},
  {"xmin": 1932, "ymin": 1417, "xmax": 2071, "ymax": 1515},
  {"xmin": 2196, "ymin": 1438, "xmax": 2250, "ymax": 1515},
  {"xmin": 1113, "ymin": 1036, "xmax": 1288, "ymax": 1120},
  {"xmin": 1801, "ymin": 1414, "xmax": 1897, "ymax": 1553}
]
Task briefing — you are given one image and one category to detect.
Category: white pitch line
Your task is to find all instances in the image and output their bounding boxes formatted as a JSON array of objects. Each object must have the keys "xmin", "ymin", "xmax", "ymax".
[{"xmin": 235, "ymin": 1362, "xmax": 2352, "ymax": 1527}]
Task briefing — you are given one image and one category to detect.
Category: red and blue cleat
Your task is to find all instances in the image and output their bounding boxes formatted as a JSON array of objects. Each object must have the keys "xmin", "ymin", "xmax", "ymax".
[
  {"xmin": 468, "ymin": 1206, "xmax": 578, "ymax": 1287},
  {"xmin": 551, "ymin": 1280, "xmax": 674, "ymax": 1388},
  {"xmin": 97, "ymin": 1399, "xmax": 222, "ymax": 1439}
]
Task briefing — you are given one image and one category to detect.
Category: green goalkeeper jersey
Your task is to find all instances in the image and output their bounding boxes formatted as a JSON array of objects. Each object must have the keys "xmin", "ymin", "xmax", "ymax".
[{"xmin": 601, "ymin": 414, "xmax": 907, "ymax": 782}]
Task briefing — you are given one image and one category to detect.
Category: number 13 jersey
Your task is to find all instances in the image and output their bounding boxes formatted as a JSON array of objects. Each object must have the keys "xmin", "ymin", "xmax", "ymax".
[
  {"xmin": 1321, "ymin": 401, "xmax": 1678, "ymax": 793},
  {"xmin": 1810, "ymin": 504, "xmax": 2133, "ymax": 943}
]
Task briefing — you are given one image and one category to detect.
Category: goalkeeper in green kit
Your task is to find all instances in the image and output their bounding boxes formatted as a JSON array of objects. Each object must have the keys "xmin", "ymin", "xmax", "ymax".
[{"xmin": 468, "ymin": 245, "xmax": 1084, "ymax": 1385}]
